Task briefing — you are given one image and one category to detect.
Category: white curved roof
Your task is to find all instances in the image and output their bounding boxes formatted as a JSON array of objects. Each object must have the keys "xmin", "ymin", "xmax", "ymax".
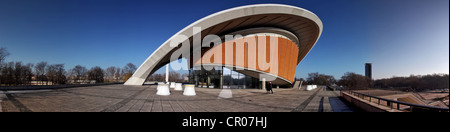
[{"xmin": 125, "ymin": 4, "xmax": 323, "ymax": 85}]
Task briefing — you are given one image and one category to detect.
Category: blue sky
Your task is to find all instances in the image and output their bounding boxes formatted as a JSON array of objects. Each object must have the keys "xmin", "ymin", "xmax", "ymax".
[{"xmin": 0, "ymin": 0, "xmax": 448, "ymax": 80}]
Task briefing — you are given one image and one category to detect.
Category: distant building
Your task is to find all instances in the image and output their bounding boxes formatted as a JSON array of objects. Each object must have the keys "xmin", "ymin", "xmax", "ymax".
[{"xmin": 365, "ymin": 63, "xmax": 372, "ymax": 79}]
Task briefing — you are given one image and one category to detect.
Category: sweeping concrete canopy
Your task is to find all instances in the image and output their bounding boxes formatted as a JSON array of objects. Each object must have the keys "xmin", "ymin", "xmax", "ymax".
[{"xmin": 125, "ymin": 4, "xmax": 323, "ymax": 86}]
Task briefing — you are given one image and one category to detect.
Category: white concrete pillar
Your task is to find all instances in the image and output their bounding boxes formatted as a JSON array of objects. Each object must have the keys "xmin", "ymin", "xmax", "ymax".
[
  {"xmin": 165, "ymin": 64, "xmax": 169, "ymax": 83},
  {"xmin": 262, "ymin": 78, "xmax": 266, "ymax": 90}
]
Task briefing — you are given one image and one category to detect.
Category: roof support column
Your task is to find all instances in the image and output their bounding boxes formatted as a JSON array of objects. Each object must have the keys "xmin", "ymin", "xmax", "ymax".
[{"xmin": 166, "ymin": 64, "xmax": 169, "ymax": 83}]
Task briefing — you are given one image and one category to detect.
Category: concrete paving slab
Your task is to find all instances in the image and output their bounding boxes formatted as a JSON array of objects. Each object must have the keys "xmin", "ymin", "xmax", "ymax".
[{"xmin": 0, "ymin": 84, "xmax": 354, "ymax": 112}]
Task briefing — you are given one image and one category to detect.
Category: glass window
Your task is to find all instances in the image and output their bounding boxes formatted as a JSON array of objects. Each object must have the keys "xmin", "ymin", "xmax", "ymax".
[{"xmin": 189, "ymin": 66, "xmax": 260, "ymax": 89}]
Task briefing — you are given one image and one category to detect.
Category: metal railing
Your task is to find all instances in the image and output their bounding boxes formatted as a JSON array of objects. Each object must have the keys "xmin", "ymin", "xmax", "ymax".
[{"xmin": 342, "ymin": 90, "xmax": 449, "ymax": 112}]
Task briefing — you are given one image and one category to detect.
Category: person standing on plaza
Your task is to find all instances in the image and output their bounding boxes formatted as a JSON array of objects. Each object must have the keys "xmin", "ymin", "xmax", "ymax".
[{"xmin": 266, "ymin": 82, "xmax": 274, "ymax": 94}]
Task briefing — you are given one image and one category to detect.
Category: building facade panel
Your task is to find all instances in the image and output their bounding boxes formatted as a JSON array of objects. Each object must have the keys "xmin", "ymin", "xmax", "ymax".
[{"xmin": 194, "ymin": 35, "xmax": 299, "ymax": 84}]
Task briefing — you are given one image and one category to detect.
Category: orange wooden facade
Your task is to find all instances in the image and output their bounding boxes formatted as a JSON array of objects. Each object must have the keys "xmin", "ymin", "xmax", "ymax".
[{"xmin": 195, "ymin": 36, "xmax": 299, "ymax": 83}]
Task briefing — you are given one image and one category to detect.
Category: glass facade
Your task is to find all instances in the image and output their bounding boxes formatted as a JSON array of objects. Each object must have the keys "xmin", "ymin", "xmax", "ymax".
[{"xmin": 189, "ymin": 66, "xmax": 260, "ymax": 89}]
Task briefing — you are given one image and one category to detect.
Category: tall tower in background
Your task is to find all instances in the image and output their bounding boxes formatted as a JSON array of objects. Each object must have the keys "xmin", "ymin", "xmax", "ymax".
[{"xmin": 365, "ymin": 63, "xmax": 372, "ymax": 79}]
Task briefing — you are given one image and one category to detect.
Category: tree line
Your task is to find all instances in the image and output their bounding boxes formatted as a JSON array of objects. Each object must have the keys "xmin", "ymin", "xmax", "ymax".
[
  {"xmin": 297, "ymin": 72, "xmax": 448, "ymax": 91},
  {"xmin": 373, "ymin": 74, "xmax": 449, "ymax": 91},
  {"xmin": 146, "ymin": 72, "xmax": 189, "ymax": 83},
  {"xmin": 0, "ymin": 47, "xmax": 138, "ymax": 86},
  {"xmin": 2, "ymin": 47, "xmax": 448, "ymax": 89}
]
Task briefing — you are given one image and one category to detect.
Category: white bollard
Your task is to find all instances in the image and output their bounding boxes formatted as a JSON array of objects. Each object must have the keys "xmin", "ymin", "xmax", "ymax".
[
  {"xmin": 306, "ymin": 85, "xmax": 318, "ymax": 91},
  {"xmin": 306, "ymin": 85, "xmax": 313, "ymax": 91},
  {"xmin": 156, "ymin": 84, "xmax": 170, "ymax": 96},
  {"xmin": 170, "ymin": 82, "xmax": 176, "ymax": 88},
  {"xmin": 183, "ymin": 84, "xmax": 196, "ymax": 96},
  {"xmin": 157, "ymin": 82, "xmax": 165, "ymax": 91},
  {"xmin": 175, "ymin": 83, "xmax": 183, "ymax": 91}
]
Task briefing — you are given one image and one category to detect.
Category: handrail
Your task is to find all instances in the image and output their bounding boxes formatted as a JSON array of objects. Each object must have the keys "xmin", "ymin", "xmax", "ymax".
[{"xmin": 342, "ymin": 90, "xmax": 449, "ymax": 112}]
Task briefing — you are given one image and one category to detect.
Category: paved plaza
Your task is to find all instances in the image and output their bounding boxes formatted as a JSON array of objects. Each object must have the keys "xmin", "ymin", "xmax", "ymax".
[{"xmin": 0, "ymin": 84, "xmax": 354, "ymax": 112}]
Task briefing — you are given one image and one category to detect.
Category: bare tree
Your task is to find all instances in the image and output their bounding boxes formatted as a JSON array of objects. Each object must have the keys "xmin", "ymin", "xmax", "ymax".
[
  {"xmin": 35, "ymin": 61, "xmax": 48, "ymax": 85},
  {"xmin": 0, "ymin": 47, "xmax": 10, "ymax": 85},
  {"xmin": 121, "ymin": 69, "xmax": 125, "ymax": 77},
  {"xmin": 106, "ymin": 66, "xmax": 116, "ymax": 82},
  {"xmin": 115, "ymin": 67, "xmax": 121, "ymax": 81},
  {"xmin": 169, "ymin": 72, "xmax": 186, "ymax": 82},
  {"xmin": 306, "ymin": 72, "xmax": 336, "ymax": 86},
  {"xmin": 71, "ymin": 65, "xmax": 88, "ymax": 82},
  {"xmin": 47, "ymin": 64, "xmax": 66, "ymax": 85},
  {"xmin": 23, "ymin": 63, "xmax": 34, "ymax": 85},
  {"xmin": 0, "ymin": 61, "xmax": 33, "ymax": 86},
  {"xmin": 88, "ymin": 66, "xmax": 104, "ymax": 83},
  {"xmin": 123, "ymin": 63, "xmax": 137, "ymax": 74},
  {"xmin": 146, "ymin": 73, "xmax": 165, "ymax": 82},
  {"xmin": 1, "ymin": 62, "xmax": 14, "ymax": 85},
  {"xmin": 13, "ymin": 62, "xmax": 23, "ymax": 85},
  {"xmin": 0, "ymin": 47, "xmax": 10, "ymax": 64},
  {"xmin": 46, "ymin": 64, "xmax": 57, "ymax": 85},
  {"xmin": 122, "ymin": 63, "xmax": 137, "ymax": 82},
  {"xmin": 337, "ymin": 72, "xmax": 372, "ymax": 90},
  {"xmin": 54, "ymin": 64, "xmax": 66, "ymax": 84}
]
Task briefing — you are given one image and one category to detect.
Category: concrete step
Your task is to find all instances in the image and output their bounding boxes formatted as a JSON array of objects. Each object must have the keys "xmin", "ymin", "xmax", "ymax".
[{"xmin": 298, "ymin": 88, "xmax": 354, "ymax": 112}]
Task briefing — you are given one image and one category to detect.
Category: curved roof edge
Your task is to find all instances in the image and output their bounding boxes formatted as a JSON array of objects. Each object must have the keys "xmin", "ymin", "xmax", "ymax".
[{"xmin": 125, "ymin": 4, "xmax": 323, "ymax": 85}]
